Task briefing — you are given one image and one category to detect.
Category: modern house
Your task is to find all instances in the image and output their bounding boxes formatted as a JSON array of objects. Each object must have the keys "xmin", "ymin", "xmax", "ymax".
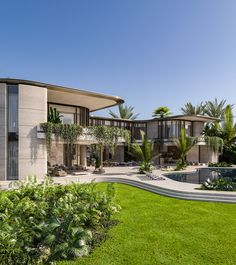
[
  {"xmin": 0, "ymin": 79, "xmax": 123, "ymax": 181},
  {"xmin": 0, "ymin": 78, "xmax": 219, "ymax": 181},
  {"xmin": 90, "ymin": 115, "xmax": 219, "ymax": 164}
]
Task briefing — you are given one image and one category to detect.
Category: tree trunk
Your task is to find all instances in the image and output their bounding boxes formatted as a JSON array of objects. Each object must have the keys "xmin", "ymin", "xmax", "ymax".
[{"xmin": 100, "ymin": 145, "xmax": 104, "ymax": 170}]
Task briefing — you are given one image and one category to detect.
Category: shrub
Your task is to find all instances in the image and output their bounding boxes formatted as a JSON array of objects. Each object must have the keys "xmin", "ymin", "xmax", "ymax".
[
  {"xmin": 139, "ymin": 162, "xmax": 153, "ymax": 174},
  {"xmin": 221, "ymin": 148, "xmax": 236, "ymax": 164},
  {"xmin": 0, "ymin": 177, "xmax": 119, "ymax": 265},
  {"xmin": 174, "ymin": 159, "xmax": 187, "ymax": 171},
  {"xmin": 208, "ymin": 162, "xmax": 232, "ymax": 167},
  {"xmin": 201, "ymin": 177, "xmax": 236, "ymax": 191}
]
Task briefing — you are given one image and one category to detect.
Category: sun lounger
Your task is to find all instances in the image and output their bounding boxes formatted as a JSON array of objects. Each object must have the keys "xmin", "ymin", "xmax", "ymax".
[{"xmin": 145, "ymin": 172, "xmax": 165, "ymax": 180}]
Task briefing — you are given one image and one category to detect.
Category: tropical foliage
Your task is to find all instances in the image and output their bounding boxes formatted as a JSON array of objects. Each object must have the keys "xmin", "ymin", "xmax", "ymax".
[
  {"xmin": 221, "ymin": 105, "xmax": 236, "ymax": 148},
  {"xmin": 109, "ymin": 104, "xmax": 139, "ymax": 120},
  {"xmin": 48, "ymin": 107, "xmax": 63, "ymax": 123},
  {"xmin": 201, "ymin": 176, "xmax": 236, "ymax": 191},
  {"xmin": 181, "ymin": 99, "xmax": 236, "ymax": 164},
  {"xmin": 41, "ymin": 123, "xmax": 83, "ymax": 156},
  {"xmin": 40, "ymin": 123, "xmax": 130, "ymax": 169},
  {"xmin": 174, "ymin": 128, "xmax": 197, "ymax": 170},
  {"xmin": 130, "ymin": 130, "xmax": 158, "ymax": 173},
  {"xmin": 90, "ymin": 126, "xmax": 130, "ymax": 172},
  {"xmin": 152, "ymin": 106, "xmax": 171, "ymax": 118},
  {"xmin": 0, "ymin": 177, "xmax": 119, "ymax": 265},
  {"xmin": 208, "ymin": 162, "xmax": 232, "ymax": 167},
  {"xmin": 204, "ymin": 98, "xmax": 227, "ymax": 119},
  {"xmin": 181, "ymin": 102, "xmax": 206, "ymax": 115}
]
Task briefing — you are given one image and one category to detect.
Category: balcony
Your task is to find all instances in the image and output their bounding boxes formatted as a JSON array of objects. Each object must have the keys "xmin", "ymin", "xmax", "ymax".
[{"xmin": 37, "ymin": 125, "xmax": 126, "ymax": 145}]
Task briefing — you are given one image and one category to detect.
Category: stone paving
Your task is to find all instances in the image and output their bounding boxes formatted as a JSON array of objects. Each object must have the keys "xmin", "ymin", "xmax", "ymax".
[{"xmin": 1, "ymin": 166, "xmax": 236, "ymax": 199}]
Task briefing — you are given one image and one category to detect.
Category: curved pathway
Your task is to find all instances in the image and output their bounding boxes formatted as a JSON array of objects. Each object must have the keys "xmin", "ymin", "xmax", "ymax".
[{"xmin": 52, "ymin": 166, "xmax": 236, "ymax": 204}]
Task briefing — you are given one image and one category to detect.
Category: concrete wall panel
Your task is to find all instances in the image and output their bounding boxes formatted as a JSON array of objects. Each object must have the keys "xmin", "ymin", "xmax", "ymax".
[
  {"xmin": 18, "ymin": 84, "xmax": 47, "ymax": 179},
  {"xmin": 0, "ymin": 83, "xmax": 7, "ymax": 180},
  {"xmin": 187, "ymin": 145, "xmax": 199, "ymax": 163}
]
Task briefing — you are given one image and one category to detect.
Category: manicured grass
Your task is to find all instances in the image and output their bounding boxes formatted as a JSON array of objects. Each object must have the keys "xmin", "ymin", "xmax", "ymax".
[{"xmin": 60, "ymin": 183, "xmax": 236, "ymax": 265}]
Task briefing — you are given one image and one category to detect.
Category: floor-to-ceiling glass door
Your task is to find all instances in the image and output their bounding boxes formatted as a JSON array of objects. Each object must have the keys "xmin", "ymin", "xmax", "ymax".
[{"xmin": 7, "ymin": 85, "xmax": 19, "ymax": 180}]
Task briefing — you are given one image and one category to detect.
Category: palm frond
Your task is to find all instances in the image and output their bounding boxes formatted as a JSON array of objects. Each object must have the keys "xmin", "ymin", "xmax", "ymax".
[
  {"xmin": 181, "ymin": 102, "xmax": 206, "ymax": 115},
  {"xmin": 109, "ymin": 104, "xmax": 139, "ymax": 120}
]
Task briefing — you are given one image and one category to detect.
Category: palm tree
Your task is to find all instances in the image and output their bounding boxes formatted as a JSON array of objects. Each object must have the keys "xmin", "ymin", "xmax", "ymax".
[
  {"xmin": 221, "ymin": 105, "xmax": 236, "ymax": 148},
  {"xmin": 181, "ymin": 102, "xmax": 206, "ymax": 115},
  {"xmin": 109, "ymin": 104, "xmax": 139, "ymax": 120},
  {"xmin": 152, "ymin": 106, "xmax": 171, "ymax": 118},
  {"xmin": 130, "ymin": 131, "xmax": 158, "ymax": 173},
  {"xmin": 174, "ymin": 128, "xmax": 197, "ymax": 166},
  {"xmin": 205, "ymin": 98, "xmax": 227, "ymax": 119}
]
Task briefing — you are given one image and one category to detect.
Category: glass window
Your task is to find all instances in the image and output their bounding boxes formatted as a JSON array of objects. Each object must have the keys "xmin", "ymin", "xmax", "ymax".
[
  {"xmin": 61, "ymin": 113, "xmax": 75, "ymax": 124},
  {"xmin": 7, "ymin": 85, "xmax": 19, "ymax": 180}
]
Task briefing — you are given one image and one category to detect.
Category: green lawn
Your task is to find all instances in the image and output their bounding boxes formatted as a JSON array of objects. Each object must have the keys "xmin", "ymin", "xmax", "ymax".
[{"xmin": 60, "ymin": 183, "xmax": 236, "ymax": 265}]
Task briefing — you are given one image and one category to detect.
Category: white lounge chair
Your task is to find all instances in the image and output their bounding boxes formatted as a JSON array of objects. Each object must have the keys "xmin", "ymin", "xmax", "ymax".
[{"xmin": 145, "ymin": 172, "xmax": 165, "ymax": 180}]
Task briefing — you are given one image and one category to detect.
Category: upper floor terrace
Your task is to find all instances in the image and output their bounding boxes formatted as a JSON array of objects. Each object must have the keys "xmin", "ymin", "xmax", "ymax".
[{"xmin": 89, "ymin": 115, "xmax": 219, "ymax": 144}]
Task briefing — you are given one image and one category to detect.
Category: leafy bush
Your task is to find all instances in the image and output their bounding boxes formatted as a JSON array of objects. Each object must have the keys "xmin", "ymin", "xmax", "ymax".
[
  {"xmin": 221, "ymin": 148, "xmax": 236, "ymax": 164},
  {"xmin": 201, "ymin": 177, "xmax": 236, "ymax": 191},
  {"xmin": 0, "ymin": 177, "xmax": 119, "ymax": 265},
  {"xmin": 208, "ymin": 162, "xmax": 232, "ymax": 167},
  {"xmin": 174, "ymin": 159, "xmax": 187, "ymax": 171},
  {"xmin": 139, "ymin": 162, "xmax": 153, "ymax": 174}
]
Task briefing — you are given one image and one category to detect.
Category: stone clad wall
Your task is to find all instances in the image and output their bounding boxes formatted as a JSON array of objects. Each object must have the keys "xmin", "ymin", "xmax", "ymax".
[
  {"xmin": 0, "ymin": 83, "xmax": 7, "ymax": 180},
  {"xmin": 18, "ymin": 84, "xmax": 47, "ymax": 179}
]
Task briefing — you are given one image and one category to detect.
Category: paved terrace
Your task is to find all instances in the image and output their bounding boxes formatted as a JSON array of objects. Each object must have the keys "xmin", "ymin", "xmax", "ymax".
[{"xmin": 1, "ymin": 166, "xmax": 236, "ymax": 203}]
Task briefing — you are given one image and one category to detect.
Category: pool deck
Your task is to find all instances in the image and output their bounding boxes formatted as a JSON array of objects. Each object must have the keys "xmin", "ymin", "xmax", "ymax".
[{"xmin": 1, "ymin": 166, "xmax": 236, "ymax": 203}]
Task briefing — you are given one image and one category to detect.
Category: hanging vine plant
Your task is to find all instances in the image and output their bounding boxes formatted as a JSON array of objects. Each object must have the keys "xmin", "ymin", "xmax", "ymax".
[
  {"xmin": 40, "ymin": 123, "xmax": 83, "ymax": 154},
  {"xmin": 89, "ymin": 126, "xmax": 130, "ymax": 172},
  {"xmin": 41, "ymin": 122, "xmax": 54, "ymax": 154}
]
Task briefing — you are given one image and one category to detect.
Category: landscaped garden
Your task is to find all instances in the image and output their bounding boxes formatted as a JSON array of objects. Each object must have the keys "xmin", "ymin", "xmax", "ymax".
[{"xmin": 60, "ymin": 183, "xmax": 236, "ymax": 265}]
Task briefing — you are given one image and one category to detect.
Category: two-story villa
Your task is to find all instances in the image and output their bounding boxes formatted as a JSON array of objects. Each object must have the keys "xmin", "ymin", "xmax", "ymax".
[
  {"xmin": 0, "ymin": 79, "xmax": 219, "ymax": 181},
  {"xmin": 90, "ymin": 115, "xmax": 219, "ymax": 164}
]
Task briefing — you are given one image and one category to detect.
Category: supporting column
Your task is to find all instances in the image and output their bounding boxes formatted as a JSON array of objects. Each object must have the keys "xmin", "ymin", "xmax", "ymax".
[
  {"xmin": 80, "ymin": 145, "xmax": 87, "ymax": 167},
  {"xmin": 18, "ymin": 84, "xmax": 47, "ymax": 180},
  {"xmin": 0, "ymin": 83, "xmax": 7, "ymax": 181}
]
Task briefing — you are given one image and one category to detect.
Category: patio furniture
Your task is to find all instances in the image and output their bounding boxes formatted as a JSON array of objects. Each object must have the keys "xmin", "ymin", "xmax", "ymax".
[{"xmin": 145, "ymin": 172, "xmax": 165, "ymax": 180}]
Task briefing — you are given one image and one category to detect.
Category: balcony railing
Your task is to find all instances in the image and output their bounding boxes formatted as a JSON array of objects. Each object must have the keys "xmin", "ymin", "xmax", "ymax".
[{"xmin": 37, "ymin": 125, "xmax": 126, "ymax": 145}]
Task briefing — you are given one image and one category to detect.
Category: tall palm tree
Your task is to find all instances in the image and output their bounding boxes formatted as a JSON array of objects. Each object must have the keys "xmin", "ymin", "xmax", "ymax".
[
  {"xmin": 174, "ymin": 128, "xmax": 197, "ymax": 166},
  {"xmin": 109, "ymin": 104, "xmax": 139, "ymax": 120},
  {"xmin": 181, "ymin": 102, "xmax": 206, "ymax": 115},
  {"xmin": 130, "ymin": 131, "xmax": 158, "ymax": 173},
  {"xmin": 152, "ymin": 106, "xmax": 171, "ymax": 118},
  {"xmin": 221, "ymin": 105, "xmax": 236, "ymax": 148},
  {"xmin": 205, "ymin": 98, "xmax": 227, "ymax": 119}
]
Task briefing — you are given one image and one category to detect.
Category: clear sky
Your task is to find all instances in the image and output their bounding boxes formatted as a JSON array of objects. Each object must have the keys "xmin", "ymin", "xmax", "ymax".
[{"xmin": 1, "ymin": 0, "xmax": 236, "ymax": 118}]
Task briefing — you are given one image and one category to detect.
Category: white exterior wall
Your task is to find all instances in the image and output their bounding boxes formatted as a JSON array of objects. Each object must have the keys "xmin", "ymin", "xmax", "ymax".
[
  {"xmin": 0, "ymin": 83, "xmax": 7, "ymax": 180},
  {"xmin": 18, "ymin": 84, "xmax": 47, "ymax": 180}
]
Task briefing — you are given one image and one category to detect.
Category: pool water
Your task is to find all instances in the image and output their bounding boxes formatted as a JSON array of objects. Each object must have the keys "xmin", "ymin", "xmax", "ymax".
[{"xmin": 164, "ymin": 168, "xmax": 236, "ymax": 184}]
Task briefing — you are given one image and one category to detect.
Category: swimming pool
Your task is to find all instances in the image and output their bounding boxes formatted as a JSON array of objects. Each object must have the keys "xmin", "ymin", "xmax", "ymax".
[{"xmin": 164, "ymin": 168, "xmax": 236, "ymax": 184}]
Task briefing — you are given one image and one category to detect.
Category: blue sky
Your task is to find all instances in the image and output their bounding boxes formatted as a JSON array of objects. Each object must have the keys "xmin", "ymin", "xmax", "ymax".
[{"xmin": 1, "ymin": 0, "xmax": 236, "ymax": 118}]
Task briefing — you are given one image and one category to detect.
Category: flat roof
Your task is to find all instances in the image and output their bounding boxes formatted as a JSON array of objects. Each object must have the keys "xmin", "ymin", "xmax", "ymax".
[
  {"xmin": 0, "ymin": 78, "xmax": 124, "ymax": 111},
  {"xmin": 90, "ymin": 114, "xmax": 220, "ymax": 123},
  {"xmin": 152, "ymin": 114, "xmax": 220, "ymax": 122}
]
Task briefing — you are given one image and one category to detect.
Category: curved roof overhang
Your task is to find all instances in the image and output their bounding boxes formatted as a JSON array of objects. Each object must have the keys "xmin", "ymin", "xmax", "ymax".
[{"xmin": 0, "ymin": 78, "xmax": 124, "ymax": 111}]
